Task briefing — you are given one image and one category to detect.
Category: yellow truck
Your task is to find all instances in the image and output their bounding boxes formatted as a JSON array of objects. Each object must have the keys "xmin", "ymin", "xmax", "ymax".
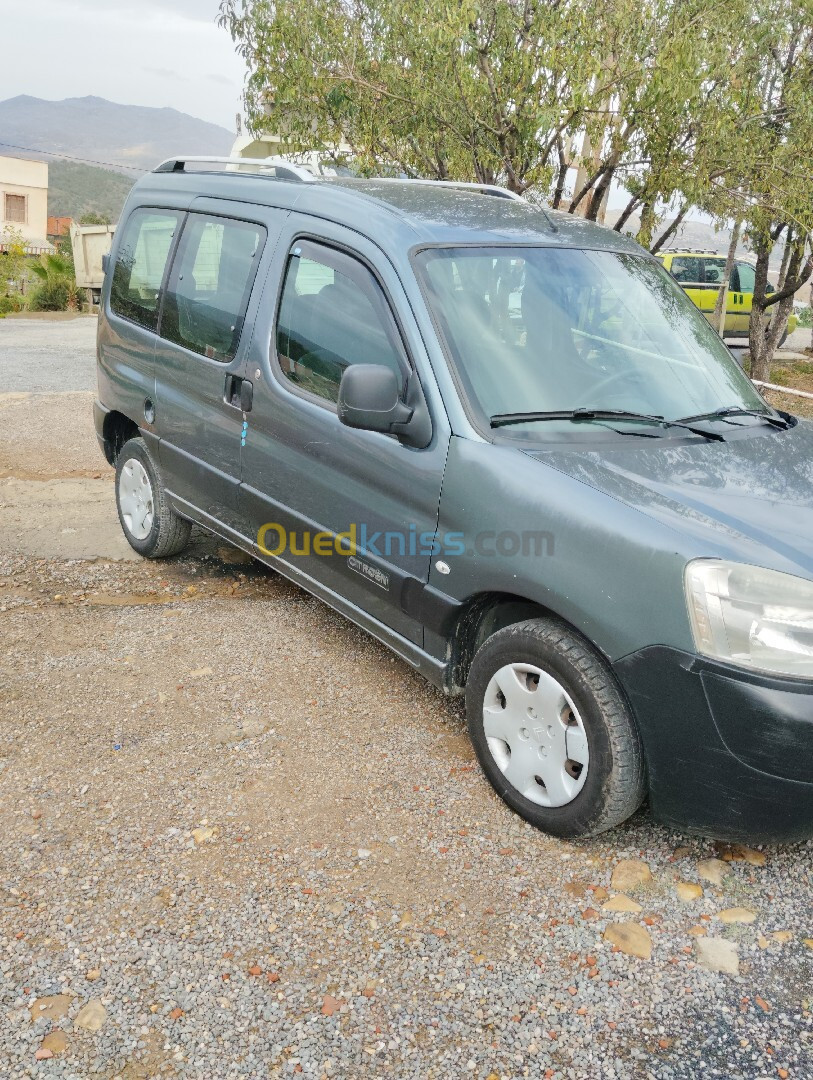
[{"xmin": 656, "ymin": 249, "xmax": 797, "ymax": 344}]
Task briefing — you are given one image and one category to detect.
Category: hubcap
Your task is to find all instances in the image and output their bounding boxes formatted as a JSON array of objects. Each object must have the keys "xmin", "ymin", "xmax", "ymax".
[
  {"xmin": 482, "ymin": 663, "xmax": 590, "ymax": 807},
  {"xmin": 118, "ymin": 458, "xmax": 155, "ymax": 540}
]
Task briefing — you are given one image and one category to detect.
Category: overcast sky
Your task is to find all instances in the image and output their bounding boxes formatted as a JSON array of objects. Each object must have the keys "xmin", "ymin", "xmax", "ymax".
[{"xmin": 1, "ymin": 0, "xmax": 246, "ymax": 131}]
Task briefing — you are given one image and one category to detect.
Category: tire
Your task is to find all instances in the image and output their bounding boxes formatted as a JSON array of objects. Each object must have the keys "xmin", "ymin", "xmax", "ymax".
[
  {"xmin": 465, "ymin": 617, "xmax": 646, "ymax": 838},
  {"xmin": 114, "ymin": 437, "xmax": 191, "ymax": 558}
]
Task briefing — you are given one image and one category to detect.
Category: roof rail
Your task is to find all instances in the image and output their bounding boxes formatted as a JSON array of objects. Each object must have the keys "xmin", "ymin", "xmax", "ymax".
[
  {"xmin": 366, "ymin": 177, "xmax": 524, "ymax": 201},
  {"xmin": 151, "ymin": 158, "xmax": 526, "ymax": 201},
  {"xmin": 153, "ymin": 156, "xmax": 318, "ymax": 182}
]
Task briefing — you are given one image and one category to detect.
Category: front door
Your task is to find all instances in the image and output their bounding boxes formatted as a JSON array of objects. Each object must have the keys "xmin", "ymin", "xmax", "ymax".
[
  {"xmin": 240, "ymin": 219, "xmax": 451, "ymax": 646},
  {"xmin": 153, "ymin": 201, "xmax": 284, "ymax": 540}
]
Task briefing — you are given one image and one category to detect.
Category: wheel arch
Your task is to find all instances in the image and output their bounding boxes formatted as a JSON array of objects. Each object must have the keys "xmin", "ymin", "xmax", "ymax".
[
  {"xmin": 447, "ymin": 591, "xmax": 608, "ymax": 694},
  {"xmin": 101, "ymin": 411, "xmax": 140, "ymax": 466}
]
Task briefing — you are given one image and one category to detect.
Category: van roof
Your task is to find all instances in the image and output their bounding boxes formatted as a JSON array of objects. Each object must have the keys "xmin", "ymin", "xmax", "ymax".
[{"xmin": 130, "ymin": 167, "xmax": 644, "ymax": 256}]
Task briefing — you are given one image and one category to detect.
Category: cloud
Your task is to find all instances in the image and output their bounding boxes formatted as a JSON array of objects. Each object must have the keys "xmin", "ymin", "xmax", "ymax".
[{"xmin": 145, "ymin": 67, "xmax": 190, "ymax": 83}]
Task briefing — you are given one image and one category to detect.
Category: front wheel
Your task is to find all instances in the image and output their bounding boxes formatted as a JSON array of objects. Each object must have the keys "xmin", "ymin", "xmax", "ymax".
[
  {"xmin": 115, "ymin": 437, "xmax": 191, "ymax": 558},
  {"xmin": 465, "ymin": 618, "xmax": 646, "ymax": 838}
]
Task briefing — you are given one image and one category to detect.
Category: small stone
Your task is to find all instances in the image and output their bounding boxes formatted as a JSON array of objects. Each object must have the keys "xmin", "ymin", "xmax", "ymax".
[
  {"xmin": 729, "ymin": 845, "xmax": 767, "ymax": 866},
  {"xmin": 718, "ymin": 907, "xmax": 757, "ymax": 925},
  {"xmin": 74, "ymin": 999, "xmax": 106, "ymax": 1032},
  {"xmin": 610, "ymin": 859, "xmax": 652, "ymax": 892},
  {"xmin": 357, "ymin": 849, "xmax": 372, "ymax": 859},
  {"xmin": 40, "ymin": 1031, "xmax": 67, "ymax": 1055},
  {"xmin": 35, "ymin": 1048, "xmax": 53, "ymax": 1061},
  {"xmin": 188, "ymin": 666, "xmax": 212, "ymax": 678},
  {"xmin": 322, "ymin": 994, "xmax": 341, "ymax": 1016},
  {"xmin": 604, "ymin": 922, "xmax": 652, "ymax": 960},
  {"xmin": 85, "ymin": 969, "xmax": 101, "ymax": 982},
  {"xmin": 688, "ymin": 924, "xmax": 707, "ymax": 937},
  {"xmin": 676, "ymin": 882, "xmax": 703, "ymax": 902},
  {"xmin": 672, "ymin": 846, "xmax": 691, "ymax": 858},
  {"xmin": 602, "ymin": 893, "xmax": 642, "ymax": 913},
  {"xmin": 771, "ymin": 931, "xmax": 793, "ymax": 943},
  {"xmin": 30, "ymin": 995, "xmax": 72, "ymax": 1021},
  {"xmin": 248, "ymin": 965, "xmax": 262, "ymax": 976},
  {"xmin": 169, "ymin": 1007, "xmax": 183, "ymax": 1020},
  {"xmin": 695, "ymin": 937, "xmax": 739, "ymax": 975},
  {"xmin": 696, "ymin": 858, "xmax": 731, "ymax": 886},
  {"xmin": 803, "ymin": 938, "xmax": 813, "ymax": 949},
  {"xmin": 191, "ymin": 827, "xmax": 215, "ymax": 845}
]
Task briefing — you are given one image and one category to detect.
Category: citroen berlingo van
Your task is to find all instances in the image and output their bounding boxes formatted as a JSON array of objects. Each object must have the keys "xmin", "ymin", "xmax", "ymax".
[{"xmin": 95, "ymin": 157, "xmax": 813, "ymax": 842}]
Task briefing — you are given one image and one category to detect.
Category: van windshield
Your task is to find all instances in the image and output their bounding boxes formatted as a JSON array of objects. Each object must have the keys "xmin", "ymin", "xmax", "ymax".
[{"xmin": 415, "ymin": 247, "xmax": 767, "ymax": 436}]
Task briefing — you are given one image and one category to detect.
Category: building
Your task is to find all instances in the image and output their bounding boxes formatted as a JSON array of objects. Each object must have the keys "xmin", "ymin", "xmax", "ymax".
[
  {"xmin": 47, "ymin": 215, "xmax": 73, "ymax": 242},
  {"xmin": 0, "ymin": 154, "xmax": 53, "ymax": 255}
]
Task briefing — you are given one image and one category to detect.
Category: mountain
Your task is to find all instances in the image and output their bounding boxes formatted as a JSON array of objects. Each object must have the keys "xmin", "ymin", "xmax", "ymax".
[
  {"xmin": 47, "ymin": 160, "xmax": 135, "ymax": 222},
  {"xmin": 0, "ymin": 95, "xmax": 235, "ymax": 174}
]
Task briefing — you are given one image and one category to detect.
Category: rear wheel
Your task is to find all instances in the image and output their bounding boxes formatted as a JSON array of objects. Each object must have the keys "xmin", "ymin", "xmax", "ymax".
[
  {"xmin": 465, "ymin": 617, "xmax": 646, "ymax": 838},
  {"xmin": 115, "ymin": 437, "xmax": 191, "ymax": 558}
]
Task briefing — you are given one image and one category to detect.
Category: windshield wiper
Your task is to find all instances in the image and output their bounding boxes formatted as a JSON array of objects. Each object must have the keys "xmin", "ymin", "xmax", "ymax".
[
  {"xmin": 674, "ymin": 406, "xmax": 789, "ymax": 430},
  {"xmin": 490, "ymin": 408, "xmax": 726, "ymax": 441}
]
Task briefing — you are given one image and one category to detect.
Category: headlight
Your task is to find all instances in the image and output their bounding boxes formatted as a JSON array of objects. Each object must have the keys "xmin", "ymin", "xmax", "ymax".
[{"xmin": 685, "ymin": 559, "xmax": 813, "ymax": 678}]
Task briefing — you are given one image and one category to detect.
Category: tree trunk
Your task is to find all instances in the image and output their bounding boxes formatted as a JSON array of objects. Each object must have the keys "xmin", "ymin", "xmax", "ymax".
[
  {"xmin": 650, "ymin": 203, "xmax": 690, "ymax": 255},
  {"xmin": 748, "ymin": 236, "xmax": 772, "ymax": 383},
  {"xmin": 750, "ymin": 234, "xmax": 810, "ymax": 381},
  {"xmin": 713, "ymin": 222, "xmax": 740, "ymax": 337}
]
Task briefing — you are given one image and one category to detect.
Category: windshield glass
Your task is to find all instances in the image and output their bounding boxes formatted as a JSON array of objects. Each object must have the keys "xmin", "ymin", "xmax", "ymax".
[{"xmin": 415, "ymin": 247, "xmax": 767, "ymax": 436}]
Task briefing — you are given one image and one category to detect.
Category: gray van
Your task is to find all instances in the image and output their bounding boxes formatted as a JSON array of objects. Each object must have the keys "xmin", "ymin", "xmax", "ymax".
[{"xmin": 95, "ymin": 157, "xmax": 813, "ymax": 842}]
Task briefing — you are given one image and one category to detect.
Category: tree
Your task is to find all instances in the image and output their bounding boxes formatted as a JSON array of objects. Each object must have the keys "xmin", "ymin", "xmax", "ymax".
[
  {"xmin": 219, "ymin": 0, "xmax": 813, "ymax": 377},
  {"xmin": 218, "ymin": 0, "xmax": 611, "ymax": 193},
  {"xmin": 703, "ymin": 3, "xmax": 813, "ymax": 379}
]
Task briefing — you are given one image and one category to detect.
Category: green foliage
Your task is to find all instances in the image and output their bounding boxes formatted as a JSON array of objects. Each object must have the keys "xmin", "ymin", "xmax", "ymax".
[
  {"xmin": 218, "ymin": 0, "xmax": 813, "ymax": 369},
  {"xmin": 0, "ymin": 294, "xmax": 24, "ymax": 314},
  {"xmin": 1, "ymin": 225, "xmax": 28, "ymax": 294},
  {"xmin": 80, "ymin": 212, "xmax": 112, "ymax": 225},
  {"xmin": 798, "ymin": 306, "xmax": 812, "ymax": 328},
  {"xmin": 27, "ymin": 253, "xmax": 80, "ymax": 312}
]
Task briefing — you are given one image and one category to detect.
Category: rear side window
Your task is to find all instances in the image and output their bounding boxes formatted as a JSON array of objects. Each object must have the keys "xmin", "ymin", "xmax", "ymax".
[
  {"xmin": 160, "ymin": 214, "xmax": 265, "ymax": 362},
  {"xmin": 275, "ymin": 240, "xmax": 407, "ymax": 404},
  {"xmin": 110, "ymin": 209, "xmax": 181, "ymax": 330}
]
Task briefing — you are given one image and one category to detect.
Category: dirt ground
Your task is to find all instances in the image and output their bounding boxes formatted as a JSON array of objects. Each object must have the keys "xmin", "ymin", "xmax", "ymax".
[{"xmin": 0, "ymin": 320, "xmax": 811, "ymax": 1079}]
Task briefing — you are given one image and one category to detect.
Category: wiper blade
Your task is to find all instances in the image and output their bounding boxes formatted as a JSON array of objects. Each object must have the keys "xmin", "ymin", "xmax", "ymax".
[
  {"xmin": 675, "ymin": 406, "xmax": 789, "ymax": 430},
  {"xmin": 490, "ymin": 408, "xmax": 726, "ymax": 441}
]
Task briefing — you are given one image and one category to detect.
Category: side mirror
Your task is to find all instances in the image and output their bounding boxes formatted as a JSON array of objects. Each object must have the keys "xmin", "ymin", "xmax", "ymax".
[
  {"xmin": 338, "ymin": 365, "xmax": 431, "ymax": 448},
  {"xmin": 101, "ymin": 254, "xmax": 110, "ymax": 275}
]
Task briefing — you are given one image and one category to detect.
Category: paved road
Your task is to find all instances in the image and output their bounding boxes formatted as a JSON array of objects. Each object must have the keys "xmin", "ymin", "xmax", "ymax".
[{"xmin": 0, "ymin": 316, "xmax": 97, "ymax": 393}]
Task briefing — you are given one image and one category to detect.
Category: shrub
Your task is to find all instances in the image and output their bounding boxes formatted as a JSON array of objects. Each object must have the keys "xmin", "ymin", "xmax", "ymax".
[
  {"xmin": 798, "ymin": 306, "xmax": 812, "ymax": 328},
  {"xmin": 0, "ymin": 295, "xmax": 24, "ymax": 314},
  {"xmin": 27, "ymin": 279, "xmax": 71, "ymax": 312}
]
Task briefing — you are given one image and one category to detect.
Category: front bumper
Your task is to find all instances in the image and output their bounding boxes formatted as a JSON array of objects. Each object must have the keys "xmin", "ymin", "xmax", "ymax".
[{"xmin": 614, "ymin": 646, "xmax": 813, "ymax": 843}]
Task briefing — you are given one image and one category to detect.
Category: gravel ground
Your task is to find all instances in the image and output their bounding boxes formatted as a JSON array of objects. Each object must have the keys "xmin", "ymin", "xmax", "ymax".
[{"xmin": 0, "ymin": 319, "xmax": 811, "ymax": 1079}]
